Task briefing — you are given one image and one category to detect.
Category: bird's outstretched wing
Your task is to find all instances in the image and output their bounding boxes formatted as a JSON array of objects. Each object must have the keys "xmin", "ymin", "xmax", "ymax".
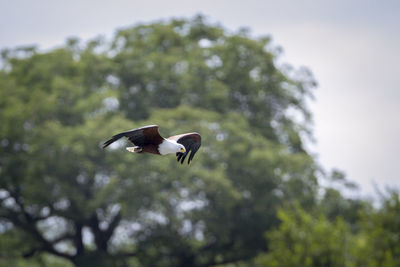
[
  {"xmin": 102, "ymin": 125, "xmax": 164, "ymax": 148},
  {"xmin": 168, "ymin": 133, "xmax": 201, "ymax": 164}
]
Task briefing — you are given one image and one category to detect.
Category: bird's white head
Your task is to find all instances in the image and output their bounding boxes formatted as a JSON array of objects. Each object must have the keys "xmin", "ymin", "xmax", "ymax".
[
  {"xmin": 177, "ymin": 144, "xmax": 186, "ymax": 153},
  {"xmin": 159, "ymin": 139, "xmax": 186, "ymax": 155}
]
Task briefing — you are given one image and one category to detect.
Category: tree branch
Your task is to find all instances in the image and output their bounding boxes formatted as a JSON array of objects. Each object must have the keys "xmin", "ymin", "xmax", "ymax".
[
  {"xmin": 1, "ymin": 202, "xmax": 75, "ymax": 261},
  {"xmin": 104, "ymin": 210, "xmax": 122, "ymax": 243},
  {"xmin": 74, "ymin": 222, "xmax": 84, "ymax": 256},
  {"xmin": 89, "ymin": 213, "xmax": 108, "ymax": 251}
]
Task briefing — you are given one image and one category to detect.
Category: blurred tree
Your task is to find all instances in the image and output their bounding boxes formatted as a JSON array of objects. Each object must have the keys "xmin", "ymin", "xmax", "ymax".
[
  {"xmin": 318, "ymin": 169, "xmax": 365, "ymax": 231},
  {"xmin": 351, "ymin": 190, "xmax": 400, "ymax": 267},
  {"xmin": 0, "ymin": 16, "xmax": 318, "ymax": 266},
  {"xmin": 255, "ymin": 203, "xmax": 354, "ymax": 267},
  {"xmin": 255, "ymin": 188, "xmax": 400, "ymax": 267}
]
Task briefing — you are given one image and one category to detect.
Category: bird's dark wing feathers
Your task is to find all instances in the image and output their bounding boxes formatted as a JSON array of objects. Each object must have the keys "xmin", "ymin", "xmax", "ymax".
[
  {"xmin": 169, "ymin": 133, "xmax": 201, "ymax": 164},
  {"xmin": 102, "ymin": 125, "xmax": 163, "ymax": 148}
]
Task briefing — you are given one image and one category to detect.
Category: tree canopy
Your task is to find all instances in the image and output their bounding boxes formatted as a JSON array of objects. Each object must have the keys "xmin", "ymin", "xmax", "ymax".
[{"xmin": 1, "ymin": 15, "xmax": 398, "ymax": 267}]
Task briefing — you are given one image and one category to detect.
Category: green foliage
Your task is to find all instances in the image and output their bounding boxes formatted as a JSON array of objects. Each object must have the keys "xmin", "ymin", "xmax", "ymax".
[
  {"xmin": 317, "ymin": 170, "xmax": 364, "ymax": 230},
  {"xmin": 256, "ymin": 203, "xmax": 353, "ymax": 267},
  {"xmin": 254, "ymin": 190, "xmax": 400, "ymax": 267},
  {"xmin": 351, "ymin": 190, "xmax": 400, "ymax": 267}
]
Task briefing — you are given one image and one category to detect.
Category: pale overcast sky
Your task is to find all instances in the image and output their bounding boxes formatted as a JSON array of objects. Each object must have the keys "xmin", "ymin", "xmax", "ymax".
[{"xmin": 1, "ymin": 0, "xmax": 399, "ymax": 196}]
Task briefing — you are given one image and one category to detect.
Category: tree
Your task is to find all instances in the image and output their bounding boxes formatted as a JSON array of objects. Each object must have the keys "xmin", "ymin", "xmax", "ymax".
[
  {"xmin": 351, "ymin": 190, "xmax": 400, "ymax": 267},
  {"xmin": 0, "ymin": 16, "xmax": 317, "ymax": 266},
  {"xmin": 255, "ymin": 203, "xmax": 354, "ymax": 267},
  {"xmin": 255, "ymin": 187, "xmax": 400, "ymax": 267}
]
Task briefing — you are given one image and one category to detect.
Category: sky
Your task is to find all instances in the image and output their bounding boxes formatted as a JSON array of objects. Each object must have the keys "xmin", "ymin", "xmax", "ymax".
[{"xmin": 1, "ymin": 0, "xmax": 399, "ymax": 197}]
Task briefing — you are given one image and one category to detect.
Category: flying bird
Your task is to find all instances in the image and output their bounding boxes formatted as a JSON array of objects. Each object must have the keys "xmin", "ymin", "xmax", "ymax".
[{"xmin": 102, "ymin": 125, "xmax": 201, "ymax": 164}]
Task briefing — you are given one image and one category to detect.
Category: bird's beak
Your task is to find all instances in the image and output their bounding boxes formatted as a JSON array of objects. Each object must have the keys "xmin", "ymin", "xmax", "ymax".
[{"xmin": 180, "ymin": 148, "xmax": 186, "ymax": 153}]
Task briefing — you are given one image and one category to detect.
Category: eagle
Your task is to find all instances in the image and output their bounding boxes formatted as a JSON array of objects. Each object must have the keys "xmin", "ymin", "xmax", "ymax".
[{"xmin": 102, "ymin": 125, "xmax": 201, "ymax": 164}]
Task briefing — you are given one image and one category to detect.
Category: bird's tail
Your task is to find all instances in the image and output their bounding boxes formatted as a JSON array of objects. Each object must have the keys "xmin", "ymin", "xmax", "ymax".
[{"xmin": 102, "ymin": 133, "xmax": 126, "ymax": 149}]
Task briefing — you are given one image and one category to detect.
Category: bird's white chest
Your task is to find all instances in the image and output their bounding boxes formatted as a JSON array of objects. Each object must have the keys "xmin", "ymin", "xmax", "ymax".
[{"xmin": 158, "ymin": 139, "xmax": 179, "ymax": 155}]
